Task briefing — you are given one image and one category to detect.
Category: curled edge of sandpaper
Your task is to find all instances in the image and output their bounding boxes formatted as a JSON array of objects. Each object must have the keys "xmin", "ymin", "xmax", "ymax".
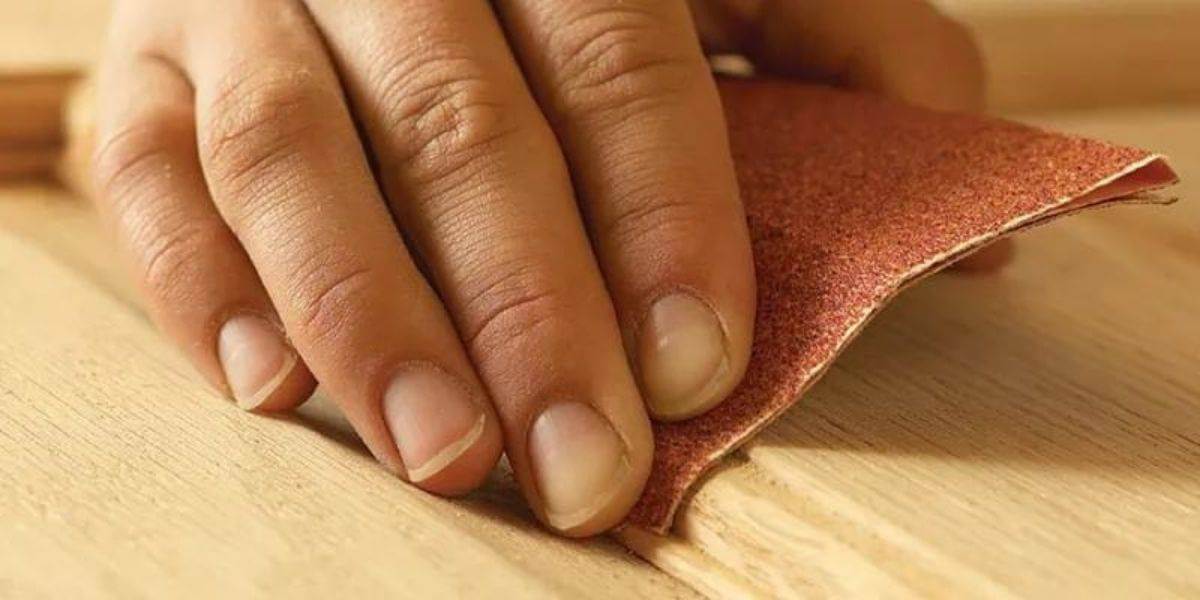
[{"xmin": 625, "ymin": 78, "xmax": 1181, "ymax": 533}]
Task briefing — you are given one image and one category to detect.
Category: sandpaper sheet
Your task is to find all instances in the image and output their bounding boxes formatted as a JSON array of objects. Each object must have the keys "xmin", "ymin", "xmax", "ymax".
[{"xmin": 626, "ymin": 78, "xmax": 1180, "ymax": 532}]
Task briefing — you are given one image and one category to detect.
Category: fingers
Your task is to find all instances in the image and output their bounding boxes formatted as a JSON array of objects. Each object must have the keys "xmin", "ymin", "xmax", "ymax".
[
  {"xmin": 91, "ymin": 33, "xmax": 316, "ymax": 413},
  {"xmin": 302, "ymin": 0, "xmax": 652, "ymax": 535},
  {"xmin": 495, "ymin": 0, "xmax": 756, "ymax": 420},
  {"xmin": 163, "ymin": 0, "xmax": 504, "ymax": 495}
]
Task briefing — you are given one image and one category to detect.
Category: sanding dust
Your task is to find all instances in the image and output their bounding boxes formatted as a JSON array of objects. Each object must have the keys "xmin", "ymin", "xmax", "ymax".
[{"xmin": 626, "ymin": 78, "xmax": 1180, "ymax": 532}]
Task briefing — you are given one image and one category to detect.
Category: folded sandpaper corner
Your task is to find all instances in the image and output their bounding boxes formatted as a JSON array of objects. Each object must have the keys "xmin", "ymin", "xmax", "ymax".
[{"xmin": 625, "ymin": 78, "xmax": 1180, "ymax": 533}]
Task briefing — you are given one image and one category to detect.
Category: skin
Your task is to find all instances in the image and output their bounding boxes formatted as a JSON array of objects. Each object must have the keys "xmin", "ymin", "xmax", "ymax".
[{"xmin": 91, "ymin": 0, "xmax": 1011, "ymax": 537}]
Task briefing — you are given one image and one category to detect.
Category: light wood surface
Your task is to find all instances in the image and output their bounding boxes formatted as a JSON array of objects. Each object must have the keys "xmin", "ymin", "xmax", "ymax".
[
  {"xmin": 3, "ymin": 107, "xmax": 1196, "ymax": 598},
  {"xmin": 0, "ymin": 187, "xmax": 696, "ymax": 599},
  {"xmin": 2, "ymin": 1, "xmax": 1199, "ymax": 597}
]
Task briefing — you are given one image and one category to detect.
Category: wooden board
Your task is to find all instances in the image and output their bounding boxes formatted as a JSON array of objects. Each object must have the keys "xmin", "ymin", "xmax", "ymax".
[
  {"xmin": 2, "ymin": 1, "xmax": 1199, "ymax": 597},
  {"xmin": 0, "ymin": 186, "xmax": 695, "ymax": 599},
  {"xmin": 3, "ymin": 105, "xmax": 1197, "ymax": 600}
]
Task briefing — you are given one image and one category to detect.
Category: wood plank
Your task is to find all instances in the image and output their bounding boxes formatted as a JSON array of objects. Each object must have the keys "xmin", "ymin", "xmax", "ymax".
[
  {"xmin": 4, "ymin": 107, "xmax": 1197, "ymax": 597},
  {"xmin": 0, "ymin": 196, "xmax": 694, "ymax": 598},
  {"xmin": 2, "ymin": 2, "xmax": 1199, "ymax": 596}
]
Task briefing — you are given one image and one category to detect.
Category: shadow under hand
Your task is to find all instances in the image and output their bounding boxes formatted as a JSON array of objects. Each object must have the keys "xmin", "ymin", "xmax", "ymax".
[
  {"xmin": 758, "ymin": 272, "xmax": 1200, "ymax": 482},
  {"xmin": 277, "ymin": 391, "xmax": 617, "ymax": 551}
]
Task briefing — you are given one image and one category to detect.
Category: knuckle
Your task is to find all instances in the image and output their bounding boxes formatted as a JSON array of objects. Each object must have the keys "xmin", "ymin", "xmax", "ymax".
[
  {"xmin": 92, "ymin": 112, "xmax": 190, "ymax": 206},
  {"xmin": 458, "ymin": 258, "xmax": 572, "ymax": 354},
  {"xmin": 287, "ymin": 259, "xmax": 376, "ymax": 347},
  {"xmin": 367, "ymin": 47, "xmax": 521, "ymax": 183},
  {"xmin": 200, "ymin": 63, "xmax": 327, "ymax": 194},
  {"xmin": 134, "ymin": 217, "xmax": 224, "ymax": 305},
  {"xmin": 90, "ymin": 111, "xmax": 227, "ymax": 309},
  {"xmin": 548, "ymin": 5, "xmax": 702, "ymax": 117},
  {"xmin": 603, "ymin": 195, "xmax": 709, "ymax": 251}
]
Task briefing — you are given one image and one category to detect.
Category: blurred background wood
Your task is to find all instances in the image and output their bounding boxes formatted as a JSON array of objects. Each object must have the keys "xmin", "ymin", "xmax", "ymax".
[
  {"xmin": 1, "ymin": 1, "xmax": 1198, "ymax": 598},
  {"xmin": 0, "ymin": 188, "xmax": 696, "ymax": 599},
  {"xmin": 0, "ymin": 73, "xmax": 76, "ymax": 179},
  {"xmin": 4, "ymin": 0, "xmax": 1200, "ymax": 112},
  {"xmin": 941, "ymin": 0, "xmax": 1200, "ymax": 110},
  {"xmin": 0, "ymin": 1, "xmax": 108, "ymax": 74}
]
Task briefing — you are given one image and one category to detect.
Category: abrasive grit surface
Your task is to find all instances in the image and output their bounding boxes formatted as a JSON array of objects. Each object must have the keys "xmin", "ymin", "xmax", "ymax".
[{"xmin": 626, "ymin": 77, "xmax": 1179, "ymax": 532}]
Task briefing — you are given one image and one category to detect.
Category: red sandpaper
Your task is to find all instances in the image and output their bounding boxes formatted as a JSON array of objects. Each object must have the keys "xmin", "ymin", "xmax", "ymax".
[{"xmin": 626, "ymin": 78, "xmax": 1180, "ymax": 533}]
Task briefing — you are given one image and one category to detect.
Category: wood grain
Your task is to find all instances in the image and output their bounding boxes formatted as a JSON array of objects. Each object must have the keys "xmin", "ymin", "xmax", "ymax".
[
  {"xmin": 0, "ymin": 186, "xmax": 695, "ymax": 599},
  {"xmin": 2, "ymin": 1, "xmax": 1199, "ymax": 597},
  {"xmin": 3, "ymin": 106, "xmax": 1197, "ymax": 599}
]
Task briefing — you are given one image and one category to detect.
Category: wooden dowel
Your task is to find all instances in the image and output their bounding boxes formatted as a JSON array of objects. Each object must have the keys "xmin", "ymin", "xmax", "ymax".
[
  {"xmin": 0, "ymin": 71, "xmax": 82, "ymax": 182},
  {"xmin": 0, "ymin": 146, "xmax": 60, "ymax": 180}
]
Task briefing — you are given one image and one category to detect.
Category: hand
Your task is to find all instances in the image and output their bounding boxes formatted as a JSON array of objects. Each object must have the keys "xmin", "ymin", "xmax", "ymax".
[{"xmin": 90, "ymin": 0, "xmax": 994, "ymax": 536}]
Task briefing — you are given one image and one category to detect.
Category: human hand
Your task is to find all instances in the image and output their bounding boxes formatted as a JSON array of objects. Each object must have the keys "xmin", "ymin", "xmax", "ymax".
[{"xmin": 91, "ymin": 0, "xmax": 997, "ymax": 537}]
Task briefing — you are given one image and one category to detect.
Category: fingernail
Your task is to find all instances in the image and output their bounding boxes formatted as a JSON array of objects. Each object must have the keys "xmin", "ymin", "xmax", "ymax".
[
  {"xmin": 528, "ymin": 402, "xmax": 629, "ymax": 531},
  {"xmin": 638, "ymin": 293, "xmax": 731, "ymax": 420},
  {"xmin": 383, "ymin": 366, "xmax": 486, "ymax": 484},
  {"xmin": 218, "ymin": 314, "xmax": 297, "ymax": 411}
]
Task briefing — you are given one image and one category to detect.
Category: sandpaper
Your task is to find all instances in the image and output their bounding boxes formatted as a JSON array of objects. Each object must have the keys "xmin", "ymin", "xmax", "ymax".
[{"xmin": 626, "ymin": 78, "xmax": 1180, "ymax": 532}]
